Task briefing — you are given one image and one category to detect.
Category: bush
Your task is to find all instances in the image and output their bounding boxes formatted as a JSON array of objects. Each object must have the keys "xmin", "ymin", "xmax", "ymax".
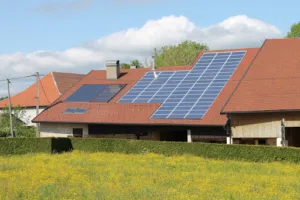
[
  {"xmin": 0, "ymin": 138, "xmax": 51, "ymax": 155},
  {"xmin": 1, "ymin": 138, "xmax": 300, "ymax": 163}
]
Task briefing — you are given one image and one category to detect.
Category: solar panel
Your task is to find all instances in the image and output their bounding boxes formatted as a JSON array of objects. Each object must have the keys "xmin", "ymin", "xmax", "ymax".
[
  {"xmin": 118, "ymin": 51, "xmax": 246, "ymax": 119},
  {"xmin": 65, "ymin": 84, "xmax": 125, "ymax": 103},
  {"xmin": 91, "ymin": 84, "xmax": 125, "ymax": 102},
  {"xmin": 64, "ymin": 108, "xmax": 87, "ymax": 114},
  {"xmin": 64, "ymin": 108, "xmax": 77, "ymax": 113}
]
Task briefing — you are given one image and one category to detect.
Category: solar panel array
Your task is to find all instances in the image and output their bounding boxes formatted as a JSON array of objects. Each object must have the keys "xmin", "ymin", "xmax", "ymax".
[
  {"xmin": 118, "ymin": 51, "xmax": 246, "ymax": 119},
  {"xmin": 65, "ymin": 84, "xmax": 125, "ymax": 103},
  {"xmin": 64, "ymin": 108, "xmax": 87, "ymax": 114}
]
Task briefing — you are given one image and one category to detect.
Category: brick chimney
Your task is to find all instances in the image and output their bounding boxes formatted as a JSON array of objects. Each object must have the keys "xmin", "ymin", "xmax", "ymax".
[{"xmin": 106, "ymin": 60, "xmax": 120, "ymax": 80}]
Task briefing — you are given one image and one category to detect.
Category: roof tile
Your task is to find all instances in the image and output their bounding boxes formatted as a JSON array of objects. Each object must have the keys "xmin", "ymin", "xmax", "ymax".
[
  {"xmin": 34, "ymin": 48, "xmax": 259, "ymax": 125},
  {"xmin": 223, "ymin": 38, "xmax": 300, "ymax": 113}
]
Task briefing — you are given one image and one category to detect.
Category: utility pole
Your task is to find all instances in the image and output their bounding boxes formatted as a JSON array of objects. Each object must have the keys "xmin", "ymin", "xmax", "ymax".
[
  {"xmin": 36, "ymin": 72, "xmax": 40, "ymax": 137},
  {"xmin": 7, "ymin": 79, "xmax": 13, "ymax": 137}
]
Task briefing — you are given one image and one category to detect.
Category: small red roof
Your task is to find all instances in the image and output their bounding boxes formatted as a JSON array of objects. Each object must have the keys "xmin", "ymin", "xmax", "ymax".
[
  {"xmin": 222, "ymin": 38, "xmax": 300, "ymax": 113},
  {"xmin": 0, "ymin": 72, "xmax": 84, "ymax": 108},
  {"xmin": 33, "ymin": 48, "xmax": 259, "ymax": 125}
]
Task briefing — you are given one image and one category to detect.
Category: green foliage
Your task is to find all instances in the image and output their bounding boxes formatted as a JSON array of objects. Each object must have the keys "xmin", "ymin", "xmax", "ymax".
[
  {"xmin": 0, "ymin": 138, "xmax": 51, "ymax": 155},
  {"xmin": 0, "ymin": 96, "xmax": 7, "ymax": 101},
  {"xmin": 130, "ymin": 59, "xmax": 143, "ymax": 67},
  {"xmin": 0, "ymin": 106, "xmax": 35, "ymax": 137},
  {"xmin": 121, "ymin": 63, "xmax": 131, "ymax": 69},
  {"xmin": 154, "ymin": 40, "xmax": 209, "ymax": 68},
  {"xmin": 2, "ymin": 138, "xmax": 300, "ymax": 163},
  {"xmin": 121, "ymin": 60, "xmax": 143, "ymax": 69},
  {"xmin": 287, "ymin": 22, "xmax": 300, "ymax": 38}
]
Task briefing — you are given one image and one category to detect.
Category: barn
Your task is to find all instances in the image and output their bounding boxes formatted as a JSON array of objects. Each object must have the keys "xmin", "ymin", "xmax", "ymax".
[
  {"xmin": 33, "ymin": 48, "xmax": 259, "ymax": 143},
  {"xmin": 222, "ymin": 38, "xmax": 300, "ymax": 147}
]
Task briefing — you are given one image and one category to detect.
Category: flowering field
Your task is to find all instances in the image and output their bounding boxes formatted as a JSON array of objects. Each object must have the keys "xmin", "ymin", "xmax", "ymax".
[{"xmin": 1, "ymin": 151, "xmax": 300, "ymax": 200}]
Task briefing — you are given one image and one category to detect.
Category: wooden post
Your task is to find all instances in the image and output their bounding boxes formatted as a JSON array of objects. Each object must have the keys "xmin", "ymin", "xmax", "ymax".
[
  {"xmin": 36, "ymin": 72, "xmax": 40, "ymax": 137},
  {"xmin": 7, "ymin": 79, "xmax": 13, "ymax": 137}
]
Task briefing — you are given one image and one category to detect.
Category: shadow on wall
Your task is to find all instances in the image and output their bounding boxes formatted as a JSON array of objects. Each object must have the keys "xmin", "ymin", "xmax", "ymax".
[{"xmin": 51, "ymin": 138, "xmax": 73, "ymax": 153}]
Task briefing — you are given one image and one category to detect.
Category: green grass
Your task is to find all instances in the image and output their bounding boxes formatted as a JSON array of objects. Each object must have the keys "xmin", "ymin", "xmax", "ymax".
[{"xmin": 1, "ymin": 151, "xmax": 300, "ymax": 200}]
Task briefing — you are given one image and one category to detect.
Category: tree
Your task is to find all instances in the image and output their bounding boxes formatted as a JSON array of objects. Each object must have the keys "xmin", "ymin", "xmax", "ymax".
[
  {"xmin": 153, "ymin": 40, "xmax": 209, "ymax": 68},
  {"xmin": 286, "ymin": 22, "xmax": 300, "ymax": 38},
  {"xmin": 0, "ymin": 96, "xmax": 7, "ymax": 101},
  {"xmin": 121, "ymin": 60, "xmax": 144, "ymax": 69},
  {"xmin": 121, "ymin": 63, "xmax": 131, "ymax": 69},
  {"xmin": 0, "ymin": 106, "xmax": 35, "ymax": 137},
  {"xmin": 130, "ymin": 60, "xmax": 143, "ymax": 68}
]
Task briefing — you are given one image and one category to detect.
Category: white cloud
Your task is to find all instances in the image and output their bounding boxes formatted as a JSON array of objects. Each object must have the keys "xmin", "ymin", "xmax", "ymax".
[{"xmin": 0, "ymin": 14, "xmax": 282, "ymax": 95}]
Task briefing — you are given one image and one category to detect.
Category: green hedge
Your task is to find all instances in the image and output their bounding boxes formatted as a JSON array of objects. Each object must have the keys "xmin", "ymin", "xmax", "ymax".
[
  {"xmin": 1, "ymin": 138, "xmax": 300, "ymax": 163},
  {"xmin": 0, "ymin": 138, "xmax": 51, "ymax": 155}
]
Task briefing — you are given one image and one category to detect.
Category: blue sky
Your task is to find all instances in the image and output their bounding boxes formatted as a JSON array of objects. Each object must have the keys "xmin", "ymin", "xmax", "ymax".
[
  {"xmin": 0, "ymin": 0, "xmax": 299, "ymax": 96},
  {"xmin": 0, "ymin": 0, "xmax": 298, "ymax": 53}
]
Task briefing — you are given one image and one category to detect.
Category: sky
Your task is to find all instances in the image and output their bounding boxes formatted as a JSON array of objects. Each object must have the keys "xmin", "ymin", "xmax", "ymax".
[{"xmin": 0, "ymin": 0, "xmax": 299, "ymax": 97}]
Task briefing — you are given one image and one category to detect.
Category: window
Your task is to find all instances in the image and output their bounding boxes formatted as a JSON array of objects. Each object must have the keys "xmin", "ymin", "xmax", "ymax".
[
  {"xmin": 64, "ymin": 108, "xmax": 87, "ymax": 114},
  {"xmin": 73, "ymin": 128, "xmax": 83, "ymax": 138},
  {"xmin": 258, "ymin": 139, "xmax": 266, "ymax": 145}
]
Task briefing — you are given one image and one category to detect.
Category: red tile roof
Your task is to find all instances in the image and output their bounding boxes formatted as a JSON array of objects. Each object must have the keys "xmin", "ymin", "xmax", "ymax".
[
  {"xmin": 0, "ymin": 72, "xmax": 84, "ymax": 108},
  {"xmin": 222, "ymin": 38, "xmax": 300, "ymax": 113},
  {"xmin": 52, "ymin": 72, "xmax": 85, "ymax": 94},
  {"xmin": 33, "ymin": 48, "xmax": 259, "ymax": 125}
]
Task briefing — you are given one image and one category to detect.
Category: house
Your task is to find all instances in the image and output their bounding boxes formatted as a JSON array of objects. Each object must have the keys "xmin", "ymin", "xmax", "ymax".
[
  {"xmin": 0, "ymin": 72, "xmax": 84, "ymax": 126},
  {"xmin": 222, "ymin": 38, "xmax": 300, "ymax": 147},
  {"xmin": 33, "ymin": 48, "xmax": 259, "ymax": 142}
]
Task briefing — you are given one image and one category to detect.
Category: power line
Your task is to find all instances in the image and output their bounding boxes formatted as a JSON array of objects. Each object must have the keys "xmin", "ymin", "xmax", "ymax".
[
  {"xmin": 0, "ymin": 74, "xmax": 46, "ymax": 82},
  {"xmin": 10, "ymin": 83, "xmax": 18, "ymax": 96},
  {"xmin": 38, "ymin": 75, "xmax": 51, "ymax": 104}
]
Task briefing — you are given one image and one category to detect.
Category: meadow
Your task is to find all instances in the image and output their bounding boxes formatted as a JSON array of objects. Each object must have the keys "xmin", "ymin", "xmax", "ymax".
[{"xmin": 1, "ymin": 151, "xmax": 300, "ymax": 200}]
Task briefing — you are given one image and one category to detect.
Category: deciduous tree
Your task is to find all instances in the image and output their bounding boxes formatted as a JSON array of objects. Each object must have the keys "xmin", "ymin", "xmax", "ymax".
[
  {"xmin": 286, "ymin": 22, "xmax": 300, "ymax": 38},
  {"xmin": 0, "ymin": 106, "xmax": 35, "ymax": 137},
  {"xmin": 153, "ymin": 40, "xmax": 209, "ymax": 68}
]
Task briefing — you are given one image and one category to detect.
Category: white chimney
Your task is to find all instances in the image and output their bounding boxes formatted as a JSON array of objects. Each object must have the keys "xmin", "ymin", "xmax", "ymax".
[{"xmin": 106, "ymin": 60, "xmax": 120, "ymax": 80}]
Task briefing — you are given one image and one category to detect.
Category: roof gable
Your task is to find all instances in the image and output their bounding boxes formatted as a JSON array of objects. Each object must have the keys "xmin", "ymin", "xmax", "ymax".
[
  {"xmin": 222, "ymin": 38, "xmax": 300, "ymax": 113},
  {"xmin": 52, "ymin": 72, "xmax": 85, "ymax": 94},
  {"xmin": 0, "ymin": 72, "xmax": 84, "ymax": 108}
]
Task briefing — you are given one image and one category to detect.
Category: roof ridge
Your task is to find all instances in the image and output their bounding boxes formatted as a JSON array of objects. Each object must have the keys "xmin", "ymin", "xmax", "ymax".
[
  {"xmin": 51, "ymin": 72, "xmax": 61, "ymax": 95},
  {"xmin": 52, "ymin": 71, "xmax": 84, "ymax": 75}
]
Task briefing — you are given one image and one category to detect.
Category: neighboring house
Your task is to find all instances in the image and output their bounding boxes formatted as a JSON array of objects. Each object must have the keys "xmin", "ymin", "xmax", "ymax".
[
  {"xmin": 33, "ymin": 48, "xmax": 259, "ymax": 143},
  {"xmin": 0, "ymin": 72, "xmax": 84, "ymax": 126},
  {"xmin": 222, "ymin": 38, "xmax": 300, "ymax": 148}
]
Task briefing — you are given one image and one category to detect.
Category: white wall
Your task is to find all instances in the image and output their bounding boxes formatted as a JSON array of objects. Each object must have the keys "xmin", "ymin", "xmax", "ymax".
[
  {"xmin": 0, "ymin": 107, "xmax": 45, "ymax": 127},
  {"xmin": 40, "ymin": 123, "xmax": 88, "ymax": 138},
  {"xmin": 22, "ymin": 108, "xmax": 45, "ymax": 126}
]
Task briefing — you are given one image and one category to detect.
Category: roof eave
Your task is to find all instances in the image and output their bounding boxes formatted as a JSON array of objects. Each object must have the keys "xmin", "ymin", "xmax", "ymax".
[
  {"xmin": 222, "ymin": 109, "xmax": 300, "ymax": 115},
  {"xmin": 32, "ymin": 119, "xmax": 224, "ymax": 127}
]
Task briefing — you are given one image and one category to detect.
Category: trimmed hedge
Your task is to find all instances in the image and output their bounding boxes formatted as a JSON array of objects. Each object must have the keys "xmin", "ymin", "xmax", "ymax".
[
  {"xmin": 0, "ymin": 138, "xmax": 51, "ymax": 155},
  {"xmin": 1, "ymin": 138, "xmax": 300, "ymax": 163}
]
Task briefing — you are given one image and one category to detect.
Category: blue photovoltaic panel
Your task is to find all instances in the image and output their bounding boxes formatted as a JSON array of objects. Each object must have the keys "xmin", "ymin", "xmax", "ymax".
[
  {"xmin": 65, "ymin": 85, "xmax": 106, "ymax": 102},
  {"xmin": 74, "ymin": 108, "xmax": 87, "ymax": 114},
  {"xmin": 64, "ymin": 108, "xmax": 87, "ymax": 114},
  {"xmin": 91, "ymin": 84, "xmax": 125, "ymax": 102},
  {"xmin": 64, "ymin": 108, "xmax": 77, "ymax": 113},
  {"xmin": 65, "ymin": 84, "xmax": 125, "ymax": 102},
  {"xmin": 118, "ymin": 51, "xmax": 246, "ymax": 119}
]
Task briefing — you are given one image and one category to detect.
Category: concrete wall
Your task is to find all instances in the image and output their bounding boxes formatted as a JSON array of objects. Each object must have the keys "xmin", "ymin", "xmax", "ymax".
[
  {"xmin": 40, "ymin": 123, "xmax": 161, "ymax": 140},
  {"xmin": 89, "ymin": 131, "xmax": 161, "ymax": 141},
  {"xmin": 230, "ymin": 112, "xmax": 300, "ymax": 138},
  {"xmin": 40, "ymin": 123, "xmax": 88, "ymax": 138}
]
